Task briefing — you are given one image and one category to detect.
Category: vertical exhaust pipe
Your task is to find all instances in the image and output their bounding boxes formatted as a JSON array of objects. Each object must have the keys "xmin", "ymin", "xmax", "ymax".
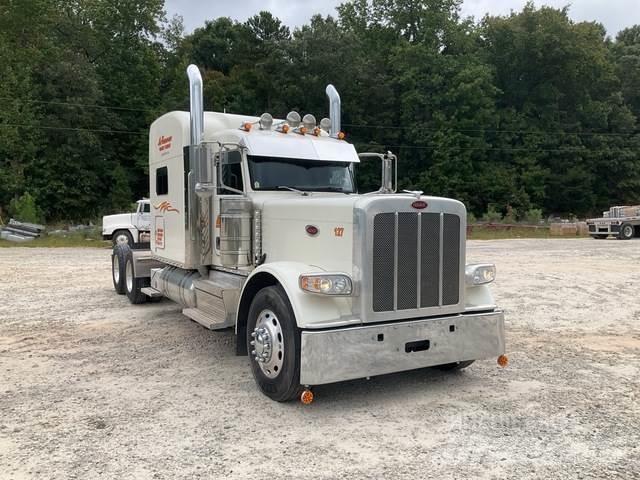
[
  {"xmin": 325, "ymin": 84, "xmax": 341, "ymax": 138},
  {"xmin": 186, "ymin": 65, "xmax": 210, "ymax": 270},
  {"xmin": 187, "ymin": 64, "xmax": 204, "ymax": 145}
]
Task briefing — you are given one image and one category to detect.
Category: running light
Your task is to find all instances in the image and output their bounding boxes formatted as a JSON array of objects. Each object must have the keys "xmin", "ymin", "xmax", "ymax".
[
  {"xmin": 465, "ymin": 264, "xmax": 496, "ymax": 285},
  {"xmin": 299, "ymin": 274, "xmax": 353, "ymax": 295}
]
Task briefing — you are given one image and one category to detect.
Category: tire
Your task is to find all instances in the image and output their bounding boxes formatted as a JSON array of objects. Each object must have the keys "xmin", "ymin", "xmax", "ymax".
[
  {"xmin": 246, "ymin": 286, "xmax": 303, "ymax": 402},
  {"xmin": 618, "ymin": 223, "xmax": 634, "ymax": 240},
  {"xmin": 112, "ymin": 230, "xmax": 133, "ymax": 247},
  {"xmin": 111, "ymin": 244, "xmax": 128, "ymax": 294},
  {"xmin": 124, "ymin": 249, "xmax": 148, "ymax": 304},
  {"xmin": 434, "ymin": 360, "xmax": 475, "ymax": 371}
]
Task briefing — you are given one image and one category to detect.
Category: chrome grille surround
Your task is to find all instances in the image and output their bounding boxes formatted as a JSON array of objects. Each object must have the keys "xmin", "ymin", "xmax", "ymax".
[{"xmin": 353, "ymin": 195, "xmax": 466, "ymax": 323}]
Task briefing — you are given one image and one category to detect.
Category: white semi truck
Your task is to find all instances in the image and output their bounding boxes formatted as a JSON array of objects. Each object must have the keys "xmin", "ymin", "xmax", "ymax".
[
  {"xmin": 102, "ymin": 199, "xmax": 151, "ymax": 246},
  {"xmin": 111, "ymin": 65, "xmax": 507, "ymax": 403}
]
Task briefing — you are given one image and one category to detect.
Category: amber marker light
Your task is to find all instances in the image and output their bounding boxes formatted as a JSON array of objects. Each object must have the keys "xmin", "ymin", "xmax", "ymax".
[
  {"xmin": 215, "ymin": 215, "xmax": 221, "ymax": 228},
  {"xmin": 313, "ymin": 126, "xmax": 321, "ymax": 136},
  {"xmin": 241, "ymin": 121, "xmax": 253, "ymax": 132},
  {"xmin": 497, "ymin": 355, "xmax": 509, "ymax": 368},
  {"xmin": 298, "ymin": 126, "xmax": 308, "ymax": 135},
  {"xmin": 300, "ymin": 389, "xmax": 314, "ymax": 405},
  {"xmin": 337, "ymin": 131, "xmax": 346, "ymax": 140}
]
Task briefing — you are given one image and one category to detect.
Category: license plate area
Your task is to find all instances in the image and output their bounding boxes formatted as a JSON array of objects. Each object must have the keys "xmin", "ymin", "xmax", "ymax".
[{"xmin": 405, "ymin": 339, "xmax": 430, "ymax": 353}]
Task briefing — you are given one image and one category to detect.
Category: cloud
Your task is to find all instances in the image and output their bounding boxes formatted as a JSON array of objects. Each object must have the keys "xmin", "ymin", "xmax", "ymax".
[{"xmin": 165, "ymin": 0, "xmax": 640, "ymax": 37}]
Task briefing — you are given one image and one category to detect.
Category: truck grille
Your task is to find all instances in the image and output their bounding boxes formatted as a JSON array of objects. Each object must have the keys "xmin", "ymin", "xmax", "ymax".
[{"xmin": 372, "ymin": 212, "xmax": 460, "ymax": 312}]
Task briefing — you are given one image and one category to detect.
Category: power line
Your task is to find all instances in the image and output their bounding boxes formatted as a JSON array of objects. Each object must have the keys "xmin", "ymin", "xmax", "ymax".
[
  {"xmin": 356, "ymin": 142, "xmax": 638, "ymax": 154},
  {"xmin": 0, "ymin": 123, "xmax": 147, "ymax": 136},
  {"xmin": 0, "ymin": 97, "xmax": 159, "ymax": 114},
  {"xmin": 344, "ymin": 123, "xmax": 640, "ymax": 137}
]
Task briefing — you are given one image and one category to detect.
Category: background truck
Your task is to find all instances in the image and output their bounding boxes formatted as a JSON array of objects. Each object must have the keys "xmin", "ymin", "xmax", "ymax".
[
  {"xmin": 110, "ymin": 64, "xmax": 507, "ymax": 403},
  {"xmin": 586, "ymin": 205, "xmax": 640, "ymax": 239},
  {"xmin": 102, "ymin": 199, "xmax": 151, "ymax": 246}
]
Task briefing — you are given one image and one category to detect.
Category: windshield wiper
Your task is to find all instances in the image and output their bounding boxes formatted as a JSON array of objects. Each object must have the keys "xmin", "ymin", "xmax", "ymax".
[
  {"xmin": 276, "ymin": 186, "xmax": 309, "ymax": 196},
  {"xmin": 312, "ymin": 187, "xmax": 351, "ymax": 193}
]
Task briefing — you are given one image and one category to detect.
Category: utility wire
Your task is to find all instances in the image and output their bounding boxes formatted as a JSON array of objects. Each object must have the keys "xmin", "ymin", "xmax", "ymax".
[
  {"xmin": 1, "ymin": 123, "xmax": 147, "ymax": 135},
  {"xmin": 2, "ymin": 98, "xmax": 639, "ymax": 138}
]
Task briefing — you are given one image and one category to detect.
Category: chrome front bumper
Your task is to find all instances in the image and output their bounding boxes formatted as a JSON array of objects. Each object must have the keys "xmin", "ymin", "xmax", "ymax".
[{"xmin": 299, "ymin": 310, "xmax": 505, "ymax": 385}]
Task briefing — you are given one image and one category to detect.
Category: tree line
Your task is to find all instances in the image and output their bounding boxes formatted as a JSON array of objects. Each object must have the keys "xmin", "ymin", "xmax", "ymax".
[{"xmin": 2, "ymin": 0, "xmax": 640, "ymax": 222}]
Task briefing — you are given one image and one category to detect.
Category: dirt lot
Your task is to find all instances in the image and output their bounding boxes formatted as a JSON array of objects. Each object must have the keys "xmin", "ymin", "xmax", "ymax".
[{"xmin": 1, "ymin": 239, "xmax": 639, "ymax": 479}]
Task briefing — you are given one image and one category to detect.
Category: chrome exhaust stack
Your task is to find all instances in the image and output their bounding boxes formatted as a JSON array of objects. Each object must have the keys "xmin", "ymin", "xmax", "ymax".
[
  {"xmin": 325, "ymin": 84, "xmax": 341, "ymax": 138},
  {"xmin": 187, "ymin": 64, "xmax": 204, "ymax": 145},
  {"xmin": 186, "ymin": 65, "xmax": 212, "ymax": 269}
]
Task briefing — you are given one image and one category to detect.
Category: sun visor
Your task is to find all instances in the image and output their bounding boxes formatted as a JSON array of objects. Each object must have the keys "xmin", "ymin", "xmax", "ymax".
[{"xmin": 242, "ymin": 132, "xmax": 359, "ymax": 163}]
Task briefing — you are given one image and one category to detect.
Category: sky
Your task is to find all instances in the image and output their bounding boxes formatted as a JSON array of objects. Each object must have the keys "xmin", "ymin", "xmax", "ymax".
[{"xmin": 165, "ymin": 0, "xmax": 640, "ymax": 37}]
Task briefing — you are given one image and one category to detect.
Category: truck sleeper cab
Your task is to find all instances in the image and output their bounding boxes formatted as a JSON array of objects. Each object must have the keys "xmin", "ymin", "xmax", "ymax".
[{"xmin": 110, "ymin": 65, "xmax": 507, "ymax": 403}]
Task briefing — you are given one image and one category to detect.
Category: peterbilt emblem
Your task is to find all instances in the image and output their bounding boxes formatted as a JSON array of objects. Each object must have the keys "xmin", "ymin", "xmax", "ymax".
[
  {"xmin": 305, "ymin": 225, "xmax": 319, "ymax": 236},
  {"xmin": 412, "ymin": 200, "xmax": 428, "ymax": 209}
]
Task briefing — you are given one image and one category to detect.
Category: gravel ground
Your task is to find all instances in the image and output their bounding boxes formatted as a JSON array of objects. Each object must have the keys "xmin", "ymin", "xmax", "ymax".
[{"xmin": 1, "ymin": 239, "xmax": 639, "ymax": 479}]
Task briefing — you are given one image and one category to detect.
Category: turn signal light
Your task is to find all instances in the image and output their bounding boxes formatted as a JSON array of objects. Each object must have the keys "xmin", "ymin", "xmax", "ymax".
[
  {"xmin": 299, "ymin": 273, "xmax": 353, "ymax": 296},
  {"xmin": 497, "ymin": 354, "xmax": 509, "ymax": 367},
  {"xmin": 277, "ymin": 124, "xmax": 290, "ymax": 134}
]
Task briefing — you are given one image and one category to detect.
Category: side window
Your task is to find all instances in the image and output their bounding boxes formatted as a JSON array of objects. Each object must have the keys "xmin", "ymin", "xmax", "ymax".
[
  {"xmin": 219, "ymin": 150, "xmax": 244, "ymax": 194},
  {"xmin": 156, "ymin": 166, "xmax": 168, "ymax": 195},
  {"xmin": 142, "ymin": 203, "xmax": 150, "ymax": 213}
]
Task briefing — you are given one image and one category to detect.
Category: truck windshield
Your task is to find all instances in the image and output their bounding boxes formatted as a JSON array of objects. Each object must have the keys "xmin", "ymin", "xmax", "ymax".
[{"xmin": 247, "ymin": 155, "xmax": 355, "ymax": 193}]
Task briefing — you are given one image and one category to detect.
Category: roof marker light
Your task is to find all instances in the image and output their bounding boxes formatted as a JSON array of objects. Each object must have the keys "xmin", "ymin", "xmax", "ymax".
[
  {"xmin": 240, "ymin": 121, "xmax": 253, "ymax": 132},
  {"xmin": 337, "ymin": 131, "xmax": 346, "ymax": 140}
]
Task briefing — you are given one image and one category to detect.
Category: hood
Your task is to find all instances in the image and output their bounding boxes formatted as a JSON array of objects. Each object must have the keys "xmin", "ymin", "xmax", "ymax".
[{"xmin": 260, "ymin": 195, "xmax": 360, "ymax": 272}]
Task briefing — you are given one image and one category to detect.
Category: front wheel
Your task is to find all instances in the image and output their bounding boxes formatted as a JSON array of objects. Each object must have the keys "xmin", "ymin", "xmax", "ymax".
[
  {"xmin": 113, "ymin": 230, "xmax": 133, "ymax": 247},
  {"xmin": 618, "ymin": 223, "xmax": 634, "ymax": 240},
  {"xmin": 246, "ymin": 286, "xmax": 303, "ymax": 402}
]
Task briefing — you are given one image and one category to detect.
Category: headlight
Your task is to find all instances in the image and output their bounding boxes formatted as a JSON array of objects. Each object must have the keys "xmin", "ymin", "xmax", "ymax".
[
  {"xmin": 465, "ymin": 264, "xmax": 496, "ymax": 286},
  {"xmin": 299, "ymin": 274, "xmax": 353, "ymax": 296}
]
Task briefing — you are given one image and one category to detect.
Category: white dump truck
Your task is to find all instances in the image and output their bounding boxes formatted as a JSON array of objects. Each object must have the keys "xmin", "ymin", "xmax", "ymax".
[
  {"xmin": 110, "ymin": 65, "xmax": 507, "ymax": 403},
  {"xmin": 102, "ymin": 199, "xmax": 151, "ymax": 245}
]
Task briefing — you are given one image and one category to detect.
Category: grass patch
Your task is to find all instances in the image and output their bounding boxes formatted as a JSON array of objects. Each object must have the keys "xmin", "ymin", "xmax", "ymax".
[
  {"xmin": 467, "ymin": 225, "xmax": 554, "ymax": 240},
  {"xmin": 0, "ymin": 231, "xmax": 111, "ymax": 248}
]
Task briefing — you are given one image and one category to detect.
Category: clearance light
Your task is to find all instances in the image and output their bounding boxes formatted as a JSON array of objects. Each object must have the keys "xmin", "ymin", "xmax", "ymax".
[
  {"xmin": 295, "ymin": 126, "xmax": 308, "ymax": 135},
  {"xmin": 299, "ymin": 274, "xmax": 353, "ymax": 296},
  {"xmin": 497, "ymin": 355, "xmax": 509, "ymax": 368},
  {"xmin": 465, "ymin": 264, "xmax": 496, "ymax": 286},
  {"xmin": 300, "ymin": 389, "xmax": 314, "ymax": 405},
  {"xmin": 240, "ymin": 121, "xmax": 253, "ymax": 132},
  {"xmin": 276, "ymin": 123, "xmax": 290, "ymax": 134},
  {"xmin": 337, "ymin": 131, "xmax": 346, "ymax": 140},
  {"xmin": 313, "ymin": 126, "xmax": 321, "ymax": 136}
]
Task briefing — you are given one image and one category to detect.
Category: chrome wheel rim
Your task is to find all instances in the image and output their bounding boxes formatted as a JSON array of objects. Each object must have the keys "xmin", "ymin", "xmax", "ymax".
[
  {"xmin": 125, "ymin": 260, "xmax": 133, "ymax": 292},
  {"xmin": 250, "ymin": 309, "xmax": 284, "ymax": 379},
  {"xmin": 624, "ymin": 225, "xmax": 633, "ymax": 237},
  {"xmin": 115, "ymin": 233, "xmax": 129, "ymax": 245},
  {"xmin": 113, "ymin": 256, "xmax": 120, "ymax": 283}
]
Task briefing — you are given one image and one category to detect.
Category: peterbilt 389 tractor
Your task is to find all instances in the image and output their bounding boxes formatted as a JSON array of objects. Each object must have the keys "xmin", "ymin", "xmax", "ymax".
[{"xmin": 110, "ymin": 64, "xmax": 507, "ymax": 403}]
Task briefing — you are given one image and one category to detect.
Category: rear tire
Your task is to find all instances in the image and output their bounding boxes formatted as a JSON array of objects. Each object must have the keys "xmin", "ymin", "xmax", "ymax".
[
  {"xmin": 246, "ymin": 286, "xmax": 303, "ymax": 402},
  {"xmin": 434, "ymin": 360, "xmax": 475, "ymax": 371},
  {"xmin": 618, "ymin": 223, "xmax": 634, "ymax": 240},
  {"xmin": 113, "ymin": 230, "xmax": 133, "ymax": 247},
  {"xmin": 124, "ymin": 250, "xmax": 148, "ymax": 304},
  {"xmin": 111, "ymin": 245, "xmax": 128, "ymax": 294}
]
